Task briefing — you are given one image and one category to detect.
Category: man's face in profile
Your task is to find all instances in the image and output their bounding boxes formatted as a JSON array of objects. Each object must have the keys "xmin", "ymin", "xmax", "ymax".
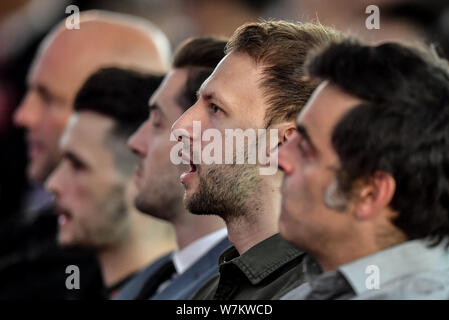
[
  {"xmin": 14, "ymin": 50, "xmax": 77, "ymax": 183},
  {"xmin": 278, "ymin": 82, "xmax": 360, "ymax": 250},
  {"xmin": 171, "ymin": 52, "xmax": 268, "ymax": 219},
  {"xmin": 128, "ymin": 69, "xmax": 188, "ymax": 220},
  {"xmin": 46, "ymin": 112, "xmax": 130, "ymax": 249}
]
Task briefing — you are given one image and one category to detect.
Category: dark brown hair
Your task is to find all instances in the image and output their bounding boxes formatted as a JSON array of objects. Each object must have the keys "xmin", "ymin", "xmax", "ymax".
[
  {"xmin": 306, "ymin": 40, "xmax": 449, "ymax": 246},
  {"xmin": 172, "ymin": 36, "xmax": 228, "ymax": 111},
  {"xmin": 225, "ymin": 21, "xmax": 342, "ymax": 127}
]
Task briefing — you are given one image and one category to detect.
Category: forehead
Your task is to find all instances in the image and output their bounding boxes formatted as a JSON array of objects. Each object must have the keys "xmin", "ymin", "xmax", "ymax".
[
  {"xmin": 298, "ymin": 82, "xmax": 361, "ymax": 151},
  {"xmin": 61, "ymin": 112, "xmax": 115, "ymax": 163},
  {"xmin": 201, "ymin": 52, "xmax": 267, "ymax": 121},
  {"xmin": 150, "ymin": 69, "xmax": 188, "ymax": 119},
  {"xmin": 29, "ymin": 25, "xmax": 144, "ymax": 105},
  {"xmin": 29, "ymin": 32, "xmax": 96, "ymax": 103}
]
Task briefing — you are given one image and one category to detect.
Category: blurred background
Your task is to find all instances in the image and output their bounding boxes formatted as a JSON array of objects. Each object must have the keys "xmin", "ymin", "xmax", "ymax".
[{"xmin": 1, "ymin": 0, "xmax": 449, "ymax": 286}]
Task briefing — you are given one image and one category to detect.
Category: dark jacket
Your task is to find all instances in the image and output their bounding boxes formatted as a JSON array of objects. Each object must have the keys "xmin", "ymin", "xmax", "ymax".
[
  {"xmin": 0, "ymin": 206, "xmax": 105, "ymax": 300},
  {"xmin": 190, "ymin": 233, "xmax": 307, "ymax": 300}
]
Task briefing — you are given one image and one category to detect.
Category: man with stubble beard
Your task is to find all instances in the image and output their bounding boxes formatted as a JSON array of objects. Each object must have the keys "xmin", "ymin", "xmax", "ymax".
[
  {"xmin": 46, "ymin": 68, "xmax": 174, "ymax": 299},
  {"xmin": 115, "ymin": 37, "xmax": 230, "ymax": 300},
  {"xmin": 172, "ymin": 21, "xmax": 342, "ymax": 299}
]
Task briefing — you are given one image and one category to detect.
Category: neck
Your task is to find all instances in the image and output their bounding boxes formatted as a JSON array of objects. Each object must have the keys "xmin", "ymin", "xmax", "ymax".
[
  {"xmin": 227, "ymin": 179, "xmax": 281, "ymax": 254},
  {"xmin": 171, "ymin": 209, "xmax": 225, "ymax": 250},
  {"xmin": 314, "ymin": 226, "xmax": 407, "ymax": 272},
  {"xmin": 98, "ymin": 208, "xmax": 175, "ymax": 287},
  {"xmin": 315, "ymin": 241, "xmax": 379, "ymax": 273},
  {"xmin": 97, "ymin": 234, "xmax": 149, "ymax": 287}
]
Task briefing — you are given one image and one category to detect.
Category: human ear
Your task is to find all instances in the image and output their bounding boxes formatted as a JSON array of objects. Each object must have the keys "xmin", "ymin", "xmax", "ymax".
[{"xmin": 354, "ymin": 171, "xmax": 396, "ymax": 220}]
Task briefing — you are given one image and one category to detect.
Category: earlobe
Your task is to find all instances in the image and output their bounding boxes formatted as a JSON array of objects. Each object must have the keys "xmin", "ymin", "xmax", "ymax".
[
  {"xmin": 354, "ymin": 185, "xmax": 376, "ymax": 220},
  {"xmin": 354, "ymin": 172, "xmax": 396, "ymax": 220},
  {"xmin": 277, "ymin": 123, "xmax": 296, "ymax": 146},
  {"xmin": 264, "ymin": 122, "xmax": 296, "ymax": 159},
  {"xmin": 373, "ymin": 171, "xmax": 396, "ymax": 208}
]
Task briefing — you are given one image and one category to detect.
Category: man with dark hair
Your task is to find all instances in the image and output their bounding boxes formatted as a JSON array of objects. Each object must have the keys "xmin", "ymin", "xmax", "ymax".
[
  {"xmin": 279, "ymin": 40, "xmax": 449, "ymax": 300},
  {"xmin": 1, "ymin": 11, "xmax": 170, "ymax": 299},
  {"xmin": 46, "ymin": 68, "xmax": 175, "ymax": 299},
  {"xmin": 115, "ymin": 37, "xmax": 229, "ymax": 300},
  {"xmin": 172, "ymin": 21, "xmax": 341, "ymax": 299}
]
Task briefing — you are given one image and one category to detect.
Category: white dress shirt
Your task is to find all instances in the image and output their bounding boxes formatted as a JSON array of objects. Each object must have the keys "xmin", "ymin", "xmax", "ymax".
[
  {"xmin": 155, "ymin": 228, "xmax": 228, "ymax": 294},
  {"xmin": 172, "ymin": 228, "xmax": 228, "ymax": 275}
]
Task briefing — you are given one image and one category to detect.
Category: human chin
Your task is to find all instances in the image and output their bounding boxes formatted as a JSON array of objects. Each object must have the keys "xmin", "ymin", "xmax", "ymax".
[
  {"xmin": 57, "ymin": 218, "xmax": 77, "ymax": 247},
  {"xmin": 57, "ymin": 228, "xmax": 75, "ymax": 247},
  {"xmin": 134, "ymin": 182, "xmax": 152, "ymax": 214}
]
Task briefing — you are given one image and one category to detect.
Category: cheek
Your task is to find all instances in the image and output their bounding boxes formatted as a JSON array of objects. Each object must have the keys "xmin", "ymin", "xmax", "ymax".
[
  {"xmin": 67, "ymin": 176, "xmax": 99, "ymax": 215},
  {"xmin": 282, "ymin": 164, "xmax": 321, "ymax": 224},
  {"xmin": 150, "ymin": 136, "xmax": 173, "ymax": 160},
  {"xmin": 40, "ymin": 120, "xmax": 68, "ymax": 151},
  {"xmin": 279, "ymin": 173, "xmax": 305, "ymax": 243},
  {"xmin": 285, "ymin": 164, "xmax": 306, "ymax": 197},
  {"xmin": 46, "ymin": 104, "xmax": 71, "ymax": 131},
  {"xmin": 145, "ymin": 137, "xmax": 173, "ymax": 174}
]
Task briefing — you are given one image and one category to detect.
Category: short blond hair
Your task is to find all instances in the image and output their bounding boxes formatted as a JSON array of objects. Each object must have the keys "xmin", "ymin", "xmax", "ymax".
[{"xmin": 226, "ymin": 21, "xmax": 342, "ymax": 127}]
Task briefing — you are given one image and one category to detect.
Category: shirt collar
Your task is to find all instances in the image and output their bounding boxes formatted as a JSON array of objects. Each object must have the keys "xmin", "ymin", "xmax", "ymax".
[
  {"xmin": 219, "ymin": 233, "xmax": 304, "ymax": 285},
  {"xmin": 302, "ymin": 254, "xmax": 323, "ymax": 283},
  {"xmin": 24, "ymin": 183, "xmax": 54, "ymax": 221},
  {"xmin": 172, "ymin": 228, "xmax": 227, "ymax": 275},
  {"xmin": 339, "ymin": 239, "xmax": 449, "ymax": 295}
]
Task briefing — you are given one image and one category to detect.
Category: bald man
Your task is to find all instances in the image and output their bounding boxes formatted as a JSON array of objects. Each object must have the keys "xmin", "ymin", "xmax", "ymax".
[
  {"xmin": 14, "ymin": 10, "xmax": 169, "ymax": 183},
  {"xmin": 0, "ymin": 11, "xmax": 173, "ymax": 299}
]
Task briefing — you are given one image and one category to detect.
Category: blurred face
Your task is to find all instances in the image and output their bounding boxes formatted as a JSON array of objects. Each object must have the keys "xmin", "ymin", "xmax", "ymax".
[
  {"xmin": 171, "ymin": 52, "xmax": 266, "ymax": 220},
  {"xmin": 13, "ymin": 51, "xmax": 76, "ymax": 182},
  {"xmin": 12, "ymin": 23, "xmax": 156, "ymax": 183},
  {"xmin": 278, "ymin": 82, "xmax": 361, "ymax": 251},
  {"xmin": 46, "ymin": 112, "xmax": 129, "ymax": 249},
  {"xmin": 128, "ymin": 69, "xmax": 188, "ymax": 221}
]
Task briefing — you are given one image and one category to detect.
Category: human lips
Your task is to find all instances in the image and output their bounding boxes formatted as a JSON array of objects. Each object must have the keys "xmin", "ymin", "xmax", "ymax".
[
  {"xmin": 135, "ymin": 162, "xmax": 144, "ymax": 180},
  {"xmin": 55, "ymin": 206, "xmax": 73, "ymax": 228},
  {"xmin": 179, "ymin": 151, "xmax": 197, "ymax": 184},
  {"xmin": 28, "ymin": 136, "xmax": 45, "ymax": 160},
  {"xmin": 180, "ymin": 163, "xmax": 197, "ymax": 184}
]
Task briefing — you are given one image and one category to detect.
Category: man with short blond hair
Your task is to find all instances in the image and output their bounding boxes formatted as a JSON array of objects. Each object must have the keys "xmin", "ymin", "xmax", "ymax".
[{"xmin": 173, "ymin": 21, "xmax": 341, "ymax": 300}]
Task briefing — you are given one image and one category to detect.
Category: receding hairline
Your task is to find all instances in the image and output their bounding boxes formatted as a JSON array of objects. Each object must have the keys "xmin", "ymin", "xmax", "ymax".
[{"xmin": 37, "ymin": 10, "xmax": 171, "ymax": 72}]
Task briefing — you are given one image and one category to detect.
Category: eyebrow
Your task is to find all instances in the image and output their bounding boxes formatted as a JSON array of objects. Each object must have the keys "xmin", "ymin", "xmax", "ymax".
[
  {"xmin": 34, "ymin": 84, "xmax": 64, "ymax": 104},
  {"xmin": 197, "ymin": 84, "xmax": 229, "ymax": 108},
  {"xmin": 197, "ymin": 81, "xmax": 208, "ymax": 100},
  {"xmin": 149, "ymin": 103, "xmax": 160, "ymax": 112},
  {"xmin": 63, "ymin": 150, "xmax": 87, "ymax": 168},
  {"xmin": 148, "ymin": 103, "xmax": 166, "ymax": 118},
  {"xmin": 296, "ymin": 124, "xmax": 317, "ymax": 150}
]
